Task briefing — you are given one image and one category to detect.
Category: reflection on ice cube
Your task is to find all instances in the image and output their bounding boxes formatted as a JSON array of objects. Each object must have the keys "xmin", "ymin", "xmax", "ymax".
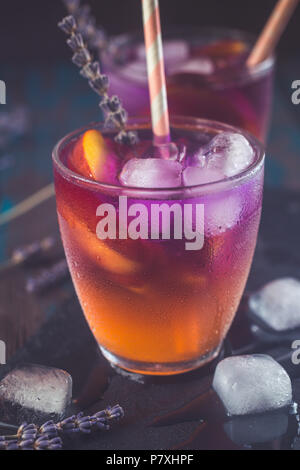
[
  {"xmin": 206, "ymin": 192, "xmax": 241, "ymax": 235},
  {"xmin": 249, "ymin": 278, "xmax": 300, "ymax": 332},
  {"xmin": 137, "ymin": 40, "xmax": 189, "ymax": 69},
  {"xmin": 169, "ymin": 57, "xmax": 215, "ymax": 76},
  {"xmin": 213, "ymin": 355, "xmax": 292, "ymax": 416},
  {"xmin": 206, "ymin": 132, "xmax": 254, "ymax": 177},
  {"xmin": 183, "ymin": 166, "xmax": 224, "ymax": 186},
  {"xmin": 224, "ymin": 410, "xmax": 289, "ymax": 445},
  {"xmin": 120, "ymin": 61, "xmax": 148, "ymax": 84},
  {"xmin": 119, "ymin": 158, "xmax": 182, "ymax": 188}
]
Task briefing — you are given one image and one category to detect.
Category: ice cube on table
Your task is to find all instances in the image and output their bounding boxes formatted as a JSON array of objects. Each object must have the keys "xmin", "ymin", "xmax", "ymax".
[
  {"xmin": 0, "ymin": 364, "xmax": 72, "ymax": 425},
  {"xmin": 119, "ymin": 158, "xmax": 182, "ymax": 188},
  {"xmin": 206, "ymin": 132, "xmax": 254, "ymax": 177},
  {"xmin": 183, "ymin": 166, "xmax": 224, "ymax": 186},
  {"xmin": 212, "ymin": 355, "xmax": 292, "ymax": 416},
  {"xmin": 249, "ymin": 278, "xmax": 300, "ymax": 332}
]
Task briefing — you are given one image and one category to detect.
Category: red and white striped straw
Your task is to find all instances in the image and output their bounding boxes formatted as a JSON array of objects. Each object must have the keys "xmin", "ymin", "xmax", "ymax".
[{"xmin": 142, "ymin": 0, "xmax": 170, "ymax": 144}]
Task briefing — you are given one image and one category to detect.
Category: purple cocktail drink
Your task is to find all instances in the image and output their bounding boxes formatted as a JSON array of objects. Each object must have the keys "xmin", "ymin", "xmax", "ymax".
[
  {"xmin": 53, "ymin": 116, "xmax": 264, "ymax": 375},
  {"xmin": 103, "ymin": 28, "xmax": 274, "ymax": 142}
]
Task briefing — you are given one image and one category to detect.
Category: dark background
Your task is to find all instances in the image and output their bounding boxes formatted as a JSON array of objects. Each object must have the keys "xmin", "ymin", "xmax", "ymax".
[
  {"xmin": 0, "ymin": 0, "xmax": 299, "ymax": 64},
  {"xmin": 0, "ymin": 0, "xmax": 299, "ymax": 200}
]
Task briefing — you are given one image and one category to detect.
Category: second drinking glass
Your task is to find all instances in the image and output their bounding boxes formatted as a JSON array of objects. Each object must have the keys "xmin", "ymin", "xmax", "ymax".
[{"xmin": 103, "ymin": 28, "xmax": 274, "ymax": 142}]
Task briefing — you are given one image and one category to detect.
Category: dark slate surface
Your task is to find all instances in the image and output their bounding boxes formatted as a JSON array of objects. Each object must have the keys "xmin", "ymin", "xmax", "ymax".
[{"xmin": 0, "ymin": 188, "xmax": 299, "ymax": 450}]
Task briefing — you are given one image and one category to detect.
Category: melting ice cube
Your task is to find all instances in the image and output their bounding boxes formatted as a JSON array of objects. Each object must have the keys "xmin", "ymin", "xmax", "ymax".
[
  {"xmin": 249, "ymin": 278, "xmax": 300, "ymax": 332},
  {"xmin": 169, "ymin": 57, "xmax": 215, "ymax": 76},
  {"xmin": 182, "ymin": 166, "xmax": 224, "ymax": 186},
  {"xmin": 0, "ymin": 364, "xmax": 72, "ymax": 424},
  {"xmin": 213, "ymin": 355, "xmax": 292, "ymax": 416},
  {"xmin": 119, "ymin": 158, "xmax": 182, "ymax": 188},
  {"xmin": 206, "ymin": 132, "xmax": 254, "ymax": 177},
  {"xmin": 205, "ymin": 192, "xmax": 242, "ymax": 235},
  {"xmin": 119, "ymin": 60, "xmax": 148, "ymax": 85}
]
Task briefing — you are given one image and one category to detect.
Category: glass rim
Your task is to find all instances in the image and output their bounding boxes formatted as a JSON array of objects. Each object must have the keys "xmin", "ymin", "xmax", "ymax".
[
  {"xmin": 52, "ymin": 116, "xmax": 265, "ymax": 198},
  {"xmin": 103, "ymin": 26, "xmax": 275, "ymax": 89}
]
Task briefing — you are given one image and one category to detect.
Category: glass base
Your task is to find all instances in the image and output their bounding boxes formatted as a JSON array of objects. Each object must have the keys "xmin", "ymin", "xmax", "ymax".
[{"xmin": 99, "ymin": 344, "xmax": 222, "ymax": 376}]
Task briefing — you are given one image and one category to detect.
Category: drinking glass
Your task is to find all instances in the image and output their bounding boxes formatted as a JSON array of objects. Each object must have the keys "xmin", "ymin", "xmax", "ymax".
[{"xmin": 53, "ymin": 116, "xmax": 265, "ymax": 375}]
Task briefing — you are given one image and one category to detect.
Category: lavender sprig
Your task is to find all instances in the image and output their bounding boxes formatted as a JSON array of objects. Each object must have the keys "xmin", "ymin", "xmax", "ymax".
[
  {"xmin": 57, "ymin": 412, "xmax": 109, "ymax": 434},
  {"xmin": 47, "ymin": 404, "xmax": 123, "ymax": 435},
  {"xmin": 62, "ymin": 0, "xmax": 107, "ymax": 52},
  {"xmin": 0, "ymin": 405, "xmax": 124, "ymax": 450},
  {"xmin": 0, "ymin": 236, "xmax": 59, "ymax": 275},
  {"xmin": 26, "ymin": 259, "xmax": 69, "ymax": 293},
  {"xmin": 11, "ymin": 236, "xmax": 57, "ymax": 267},
  {"xmin": 0, "ymin": 432, "xmax": 62, "ymax": 451},
  {"xmin": 58, "ymin": 15, "xmax": 138, "ymax": 146}
]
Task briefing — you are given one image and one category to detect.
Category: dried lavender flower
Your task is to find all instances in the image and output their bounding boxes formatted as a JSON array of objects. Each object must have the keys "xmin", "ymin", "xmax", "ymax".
[
  {"xmin": 57, "ymin": 415, "xmax": 79, "ymax": 434},
  {"xmin": 0, "ymin": 236, "xmax": 58, "ymax": 274},
  {"xmin": 72, "ymin": 48, "xmax": 92, "ymax": 68},
  {"xmin": 39, "ymin": 421, "xmax": 59, "ymax": 439},
  {"xmin": 62, "ymin": 0, "xmax": 107, "ymax": 53},
  {"xmin": 52, "ymin": 404, "xmax": 123, "ymax": 435},
  {"xmin": 17, "ymin": 423, "xmax": 38, "ymax": 441},
  {"xmin": 75, "ymin": 415, "xmax": 95, "ymax": 434},
  {"xmin": 115, "ymin": 131, "xmax": 139, "ymax": 146},
  {"xmin": 58, "ymin": 15, "xmax": 138, "ymax": 145},
  {"xmin": 5, "ymin": 440, "xmax": 19, "ymax": 451},
  {"xmin": 91, "ymin": 29, "xmax": 107, "ymax": 50},
  {"xmin": 80, "ymin": 61, "xmax": 100, "ymax": 79},
  {"xmin": 67, "ymin": 32, "xmax": 85, "ymax": 51},
  {"xmin": 88, "ymin": 75, "xmax": 109, "ymax": 95},
  {"xmin": 34, "ymin": 436, "xmax": 62, "ymax": 451},
  {"xmin": 26, "ymin": 259, "xmax": 69, "ymax": 293},
  {"xmin": 58, "ymin": 15, "xmax": 76, "ymax": 35},
  {"xmin": 18, "ymin": 439, "xmax": 35, "ymax": 450},
  {"xmin": 95, "ymin": 404, "xmax": 125, "ymax": 421},
  {"xmin": 57, "ymin": 412, "xmax": 109, "ymax": 435},
  {"xmin": 63, "ymin": 0, "xmax": 80, "ymax": 14},
  {"xmin": 11, "ymin": 236, "xmax": 57, "ymax": 267},
  {"xmin": 0, "ymin": 404, "xmax": 124, "ymax": 450}
]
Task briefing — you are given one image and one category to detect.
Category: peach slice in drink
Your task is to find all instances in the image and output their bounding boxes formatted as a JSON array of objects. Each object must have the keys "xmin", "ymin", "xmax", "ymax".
[
  {"xmin": 57, "ymin": 196, "xmax": 142, "ymax": 279},
  {"xmin": 69, "ymin": 129, "xmax": 120, "ymax": 184},
  {"xmin": 192, "ymin": 39, "xmax": 247, "ymax": 61}
]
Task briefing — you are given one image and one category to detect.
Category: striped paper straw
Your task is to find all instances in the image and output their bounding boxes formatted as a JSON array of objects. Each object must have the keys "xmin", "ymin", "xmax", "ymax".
[{"xmin": 142, "ymin": 0, "xmax": 170, "ymax": 144}]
